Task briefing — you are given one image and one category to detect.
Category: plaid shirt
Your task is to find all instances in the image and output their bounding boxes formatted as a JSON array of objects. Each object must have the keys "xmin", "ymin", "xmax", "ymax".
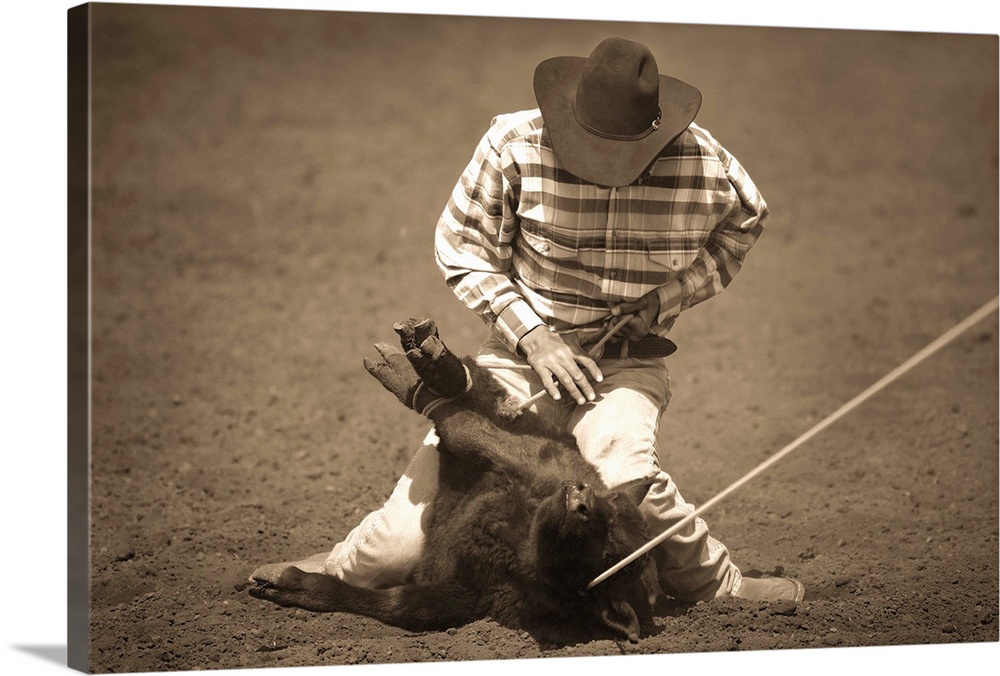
[{"xmin": 435, "ymin": 109, "xmax": 768, "ymax": 352}]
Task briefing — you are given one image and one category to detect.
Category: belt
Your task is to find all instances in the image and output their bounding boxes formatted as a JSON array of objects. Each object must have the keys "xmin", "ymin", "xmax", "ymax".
[{"xmin": 596, "ymin": 334, "xmax": 678, "ymax": 360}]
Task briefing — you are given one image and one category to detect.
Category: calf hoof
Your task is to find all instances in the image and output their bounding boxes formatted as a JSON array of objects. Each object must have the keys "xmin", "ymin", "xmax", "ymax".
[
  {"xmin": 393, "ymin": 317, "xmax": 439, "ymax": 352},
  {"xmin": 250, "ymin": 566, "xmax": 343, "ymax": 613},
  {"xmin": 249, "ymin": 552, "xmax": 331, "ymax": 584},
  {"xmin": 363, "ymin": 342, "xmax": 420, "ymax": 406},
  {"xmin": 393, "ymin": 318, "xmax": 468, "ymax": 397},
  {"xmin": 249, "ymin": 566, "xmax": 309, "ymax": 607}
]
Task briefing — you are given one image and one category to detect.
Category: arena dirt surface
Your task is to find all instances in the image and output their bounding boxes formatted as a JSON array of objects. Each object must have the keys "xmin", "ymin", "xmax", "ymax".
[{"xmin": 85, "ymin": 5, "xmax": 998, "ymax": 673}]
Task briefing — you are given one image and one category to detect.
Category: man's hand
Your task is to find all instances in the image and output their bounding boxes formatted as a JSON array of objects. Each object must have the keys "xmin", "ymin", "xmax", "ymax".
[
  {"xmin": 609, "ymin": 289, "xmax": 661, "ymax": 342},
  {"xmin": 518, "ymin": 327, "xmax": 603, "ymax": 405}
]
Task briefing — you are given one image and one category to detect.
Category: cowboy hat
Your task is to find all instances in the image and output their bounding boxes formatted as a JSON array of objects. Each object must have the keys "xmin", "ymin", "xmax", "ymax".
[{"xmin": 533, "ymin": 37, "xmax": 702, "ymax": 187}]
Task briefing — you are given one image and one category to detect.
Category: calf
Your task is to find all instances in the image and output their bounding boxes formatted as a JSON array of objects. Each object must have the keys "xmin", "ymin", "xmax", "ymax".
[{"xmin": 251, "ymin": 318, "xmax": 658, "ymax": 642}]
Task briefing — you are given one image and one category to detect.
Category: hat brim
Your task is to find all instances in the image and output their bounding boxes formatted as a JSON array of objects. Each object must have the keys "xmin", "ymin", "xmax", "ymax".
[{"xmin": 533, "ymin": 55, "xmax": 702, "ymax": 187}]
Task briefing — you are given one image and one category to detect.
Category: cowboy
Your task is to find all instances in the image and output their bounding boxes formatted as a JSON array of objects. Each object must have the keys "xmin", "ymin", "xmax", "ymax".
[{"xmin": 254, "ymin": 37, "xmax": 803, "ymax": 605}]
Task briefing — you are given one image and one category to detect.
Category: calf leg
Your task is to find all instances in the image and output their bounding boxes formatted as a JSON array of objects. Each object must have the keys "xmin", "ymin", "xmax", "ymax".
[
  {"xmin": 369, "ymin": 318, "xmax": 508, "ymax": 419},
  {"xmin": 392, "ymin": 318, "xmax": 542, "ymax": 425},
  {"xmin": 393, "ymin": 318, "xmax": 470, "ymax": 397},
  {"xmin": 363, "ymin": 330, "xmax": 474, "ymax": 414},
  {"xmin": 250, "ymin": 567, "xmax": 477, "ymax": 632}
]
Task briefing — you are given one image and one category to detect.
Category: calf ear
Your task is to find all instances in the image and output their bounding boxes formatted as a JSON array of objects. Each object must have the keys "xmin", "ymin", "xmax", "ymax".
[{"xmin": 597, "ymin": 598, "xmax": 641, "ymax": 642}]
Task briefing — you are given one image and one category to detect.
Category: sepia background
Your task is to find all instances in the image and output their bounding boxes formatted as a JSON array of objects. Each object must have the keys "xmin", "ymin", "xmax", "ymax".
[{"xmin": 65, "ymin": 1, "xmax": 1000, "ymax": 673}]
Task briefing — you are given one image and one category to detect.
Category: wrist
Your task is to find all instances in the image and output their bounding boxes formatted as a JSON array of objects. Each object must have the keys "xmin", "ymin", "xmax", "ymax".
[
  {"xmin": 519, "ymin": 325, "xmax": 563, "ymax": 357},
  {"xmin": 517, "ymin": 325, "xmax": 546, "ymax": 356},
  {"xmin": 497, "ymin": 299, "xmax": 545, "ymax": 353}
]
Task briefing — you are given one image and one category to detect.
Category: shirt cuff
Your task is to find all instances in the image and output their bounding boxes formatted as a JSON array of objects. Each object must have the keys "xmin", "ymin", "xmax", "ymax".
[
  {"xmin": 655, "ymin": 279, "xmax": 684, "ymax": 326},
  {"xmin": 494, "ymin": 298, "xmax": 546, "ymax": 352}
]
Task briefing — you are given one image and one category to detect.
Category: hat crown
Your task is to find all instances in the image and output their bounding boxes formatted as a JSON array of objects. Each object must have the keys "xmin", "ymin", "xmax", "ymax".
[
  {"xmin": 574, "ymin": 38, "xmax": 661, "ymax": 138},
  {"xmin": 532, "ymin": 36, "xmax": 702, "ymax": 186}
]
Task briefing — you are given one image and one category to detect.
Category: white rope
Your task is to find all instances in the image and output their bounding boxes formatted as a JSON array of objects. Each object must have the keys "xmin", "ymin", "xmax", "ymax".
[
  {"xmin": 421, "ymin": 396, "xmax": 458, "ymax": 418},
  {"xmin": 586, "ymin": 296, "xmax": 1000, "ymax": 590},
  {"xmin": 417, "ymin": 364, "xmax": 473, "ymax": 418},
  {"xmin": 409, "ymin": 382, "xmax": 426, "ymax": 411}
]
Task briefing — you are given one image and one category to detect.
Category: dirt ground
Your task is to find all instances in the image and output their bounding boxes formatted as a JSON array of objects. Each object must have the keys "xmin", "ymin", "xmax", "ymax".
[{"xmin": 83, "ymin": 5, "xmax": 998, "ymax": 673}]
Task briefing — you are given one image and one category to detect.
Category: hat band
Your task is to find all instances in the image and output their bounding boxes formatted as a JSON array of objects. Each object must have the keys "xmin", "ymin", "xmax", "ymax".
[{"xmin": 573, "ymin": 103, "xmax": 662, "ymax": 141}]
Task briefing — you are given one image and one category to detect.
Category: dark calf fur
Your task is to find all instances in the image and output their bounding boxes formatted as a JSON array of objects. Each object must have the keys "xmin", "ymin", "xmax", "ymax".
[{"xmin": 251, "ymin": 318, "xmax": 658, "ymax": 642}]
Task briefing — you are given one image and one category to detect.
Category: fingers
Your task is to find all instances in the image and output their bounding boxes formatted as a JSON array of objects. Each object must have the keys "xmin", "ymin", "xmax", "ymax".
[
  {"xmin": 540, "ymin": 364, "xmax": 588, "ymax": 405},
  {"xmin": 560, "ymin": 361, "xmax": 596, "ymax": 405},
  {"xmin": 521, "ymin": 328, "xmax": 604, "ymax": 406},
  {"xmin": 577, "ymin": 353, "xmax": 604, "ymax": 386},
  {"xmin": 610, "ymin": 304, "xmax": 640, "ymax": 323},
  {"xmin": 610, "ymin": 293, "xmax": 659, "ymax": 341},
  {"xmin": 534, "ymin": 353, "xmax": 603, "ymax": 406},
  {"xmin": 536, "ymin": 366, "xmax": 565, "ymax": 402},
  {"xmin": 620, "ymin": 315, "xmax": 648, "ymax": 342},
  {"xmin": 610, "ymin": 289, "xmax": 660, "ymax": 341},
  {"xmin": 604, "ymin": 310, "xmax": 643, "ymax": 342}
]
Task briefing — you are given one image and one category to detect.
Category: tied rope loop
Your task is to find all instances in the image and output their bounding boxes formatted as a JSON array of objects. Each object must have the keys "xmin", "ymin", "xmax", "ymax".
[
  {"xmin": 417, "ymin": 364, "xmax": 473, "ymax": 418},
  {"xmin": 409, "ymin": 382, "xmax": 426, "ymax": 411}
]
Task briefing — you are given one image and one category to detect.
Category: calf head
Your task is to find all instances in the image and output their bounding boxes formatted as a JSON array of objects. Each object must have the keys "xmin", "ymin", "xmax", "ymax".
[{"xmin": 528, "ymin": 479, "xmax": 656, "ymax": 641}]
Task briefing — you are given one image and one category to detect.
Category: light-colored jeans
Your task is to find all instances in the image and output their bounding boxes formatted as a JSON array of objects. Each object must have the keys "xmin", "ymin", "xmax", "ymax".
[{"xmin": 323, "ymin": 336, "xmax": 741, "ymax": 602}]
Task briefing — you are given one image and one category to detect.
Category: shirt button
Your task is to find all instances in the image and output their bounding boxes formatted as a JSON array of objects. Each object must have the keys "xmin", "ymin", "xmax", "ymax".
[{"xmin": 609, "ymin": 271, "xmax": 618, "ymax": 279}]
